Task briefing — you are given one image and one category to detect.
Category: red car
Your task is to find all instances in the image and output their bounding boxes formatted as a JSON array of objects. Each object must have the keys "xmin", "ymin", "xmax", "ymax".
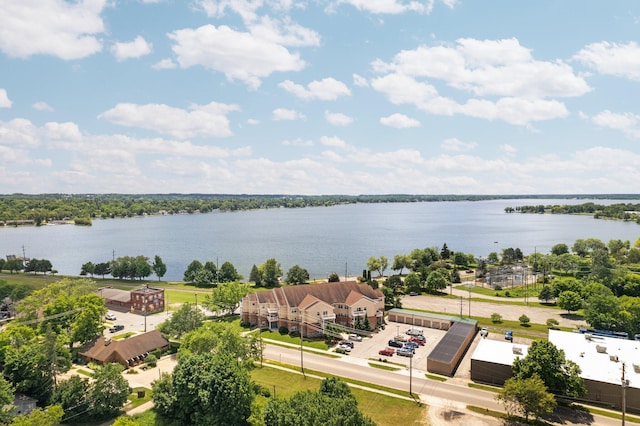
[
  {"xmin": 378, "ymin": 348, "xmax": 394, "ymax": 356},
  {"xmin": 409, "ymin": 337, "xmax": 424, "ymax": 346}
]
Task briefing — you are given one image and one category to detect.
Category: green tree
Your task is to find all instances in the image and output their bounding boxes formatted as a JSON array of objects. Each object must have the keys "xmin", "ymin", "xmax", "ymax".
[
  {"xmin": 263, "ymin": 377, "xmax": 375, "ymax": 426},
  {"xmin": 70, "ymin": 294, "xmax": 107, "ymax": 349},
  {"xmin": 557, "ymin": 291, "xmax": 583, "ymax": 314},
  {"xmin": 518, "ymin": 314, "xmax": 530, "ymax": 326},
  {"xmin": 94, "ymin": 262, "xmax": 111, "ymax": 278},
  {"xmin": 80, "ymin": 261, "xmax": 95, "ymax": 277},
  {"xmin": 440, "ymin": 243, "xmax": 450, "ymax": 259},
  {"xmin": 366, "ymin": 256, "xmax": 388, "ymax": 277},
  {"xmin": 9, "ymin": 405, "xmax": 64, "ymax": 426},
  {"xmin": 551, "ymin": 243, "xmax": 569, "ymax": 256},
  {"xmin": 497, "ymin": 374, "xmax": 556, "ymax": 421},
  {"xmin": 193, "ymin": 268, "xmax": 215, "ymax": 288},
  {"xmin": 538, "ymin": 285, "xmax": 554, "ymax": 303},
  {"xmin": 0, "ymin": 376, "xmax": 14, "ymax": 424},
  {"xmin": 327, "ymin": 272, "xmax": 340, "ymax": 282},
  {"xmin": 51, "ymin": 375, "xmax": 90, "ymax": 422},
  {"xmin": 284, "ymin": 265, "xmax": 310, "ymax": 285},
  {"xmin": 153, "ymin": 352, "xmax": 253, "ymax": 426},
  {"xmin": 157, "ymin": 303, "xmax": 205, "ymax": 339},
  {"xmin": 204, "ymin": 281, "xmax": 250, "ymax": 315},
  {"xmin": 218, "ymin": 261, "xmax": 241, "ymax": 282},
  {"xmin": 260, "ymin": 258, "xmax": 282, "ymax": 287},
  {"xmin": 89, "ymin": 363, "xmax": 130, "ymax": 418},
  {"xmin": 512, "ymin": 340, "xmax": 585, "ymax": 397},
  {"xmin": 403, "ymin": 272, "xmax": 421, "ymax": 294},
  {"xmin": 183, "ymin": 260, "xmax": 204, "ymax": 283},
  {"xmin": 249, "ymin": 264, "xmax": 262, "ymax": 286},
  {"xmin": 424, "ymin": 269, "xmax": 448, "ymax": 293},
  {"xmin": 392, "ymin": 254, "xmax": 411, "ymax": 275},
  {"xmin": 112, "ymin": 417, "xmax": 141, "ymax": 426},
  {"xmin": 152, "ymin": 255, "xmax": 167, "ymax": 281}
]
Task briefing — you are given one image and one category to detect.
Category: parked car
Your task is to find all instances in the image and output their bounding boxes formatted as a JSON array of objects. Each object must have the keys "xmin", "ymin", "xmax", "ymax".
[
  {"xmin": 409, "ymin": 337, "xmax": 424, "ymax": 346},
  {"xmin": 480, "ymin": 327, "xmax": 488, "ymax": 337},
  {"xmin": 348, "ymin": 334, "xmax": 362, "ymax": 342},
  {"xmin": 339, "ymin": 340, "xmax": 354, "ymax": 348},
  {"xmin": 396, "ymin": 347, "xmax": 414, "ymax": 357},
  {"xmin": 388, "ymin": 339, "xmax": 404, "ymax": 348},
  {"xmin": 404, "ymin": 341, "xmax": 419, "ymax": 350},
  {"xmin": 408, "ymin": 291, "xmax": 418, "ymax": 296},
  {"xmin": 378, "ymin": 348, "xmax": 394, "ymax": 356},
  {"xmin": 505, "ymin": 330, "xmax": 513, "ymax": 341},
  {"xmin": 105, "ymin": 313, "xmax": 116, "ymax": 321},
  {"xmin": 337, "ymin": 343, "xmax": 352, "ymax": 352},
  {"xmin": 414, "ymin": 334, "xmax": 426, "ymax": 343},
  {"xmin": 109, "ymin": 324, "xmax": 124, "ymax": 333},
  {"xmin": 393, "ymin": 335, "xmax": 408, "ymax": 342},
  {"xmin": 406, "ymin": 328, "xmax": 423, "ymax": 336}
]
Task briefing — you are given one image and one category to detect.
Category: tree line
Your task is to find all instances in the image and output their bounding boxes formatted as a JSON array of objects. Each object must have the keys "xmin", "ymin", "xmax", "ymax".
[
  {"xmin": 506, "ymin": 201, "xmax": 640, "ymax": 224},
  {"xmin": 2, "ymin": 193, "xmax": 632, "ymax": 224}
]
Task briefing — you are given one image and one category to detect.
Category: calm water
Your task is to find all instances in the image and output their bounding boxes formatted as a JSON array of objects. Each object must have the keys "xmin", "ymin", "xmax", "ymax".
[{"xmin": 1, "ymin": 199, "xmax": 638, "ymax": 281}]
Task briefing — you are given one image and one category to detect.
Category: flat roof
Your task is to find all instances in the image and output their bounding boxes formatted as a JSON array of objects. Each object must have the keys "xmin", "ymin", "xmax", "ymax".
[
  {"xmin": 549, "ymin": 329, "xmax": 640, "ymax": 389},
  {"xmin": 429, "ymin": 321, "xmax": 476, "ymax": 363},
  {"xmin": 389, "ymin": 308, "xmax": 477, "ymax": 325},
  {"xmin": 471, "ymin": 338, "xmax": 528, "ymax": 365}
]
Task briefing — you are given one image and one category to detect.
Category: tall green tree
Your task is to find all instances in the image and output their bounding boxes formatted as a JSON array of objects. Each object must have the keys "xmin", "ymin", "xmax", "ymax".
[
  {"xmin": 497, "ymin": 374, "xmax": 556, "ymax": 422},
  {"xmin": 557, "ymin": 291, "xmax": 582, "ymax": 314},
  {"xmin": 204, "ymin": 281, "xmax": 250, "ymax": 315},
  {"xmin": 284, "ymin": 265, "xmax": 310, "ymax": 285},
  {"xmin": 51, "ymin": 375, "xmax": 90, "ymax": 422},
  {"xmin": 0, "ymin": 376, "xmax": 14, "ymax": 424},
  {"xmin": 392, "ymin": 254, "xmax": 411, "ymax": 275},
  {"xmin": 153, "ymin": 352, "xmax": 253, "ymax": 426},
  {"xmin": 366, "ymin": 256, "xmax": 388, "ymax": 277},
  {"xmin": 424, "ymin": 269, "xmax": 448, "ymax": 293},
  {"xmin": 183, "ymin": 260, "xmax": 204, "ymax": 283},
  {"xmin": 89, "ymin": 363, "xmax": 130, "ymax": 419},
  {"xmin": 249, "ymin": 264, "xmax": 262, "ymax": 285},
  {"xmin": 259, "ymin": 258, "xmax": 282, "ymax": 287},
  {"xmin": 512, "ymin": 340, "xmax": 585, "ymax": 397},
  {"xmin": 263, "ymin": 377, "xmax": 375, "ymax": 426},
  {"xmin": 158, "ymin": 302, "xmax": 205, "ymax": 339},
  {"xmin": 152, "ymin": 255, "xmax": 167, "ymax": 281},
  {"xmin": 9, "ymin": 405, "xmax": 64, "ymax": 426},
  {"xmin": 218, "ymin": 261, "xmax": 241, "ymax": 282}
]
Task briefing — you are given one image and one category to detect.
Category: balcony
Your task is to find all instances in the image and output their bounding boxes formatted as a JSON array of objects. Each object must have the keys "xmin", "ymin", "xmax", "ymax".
[
  {"xmin": 352, "ymin": 310, "xmax": 367, "ymax": 317},
  {"xmin": 321, "ymin": 313, "xmax": 336, "ymax": 321}
]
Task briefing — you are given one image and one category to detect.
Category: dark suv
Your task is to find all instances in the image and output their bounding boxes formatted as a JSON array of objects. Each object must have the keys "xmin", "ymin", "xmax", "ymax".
[
  {"xmin": 388, "ymin": 339, "xmax": 403, "ymax": 348},
  {"xmin": 109, "ymin": 324, "xmax": 125, "ymax": 333}
]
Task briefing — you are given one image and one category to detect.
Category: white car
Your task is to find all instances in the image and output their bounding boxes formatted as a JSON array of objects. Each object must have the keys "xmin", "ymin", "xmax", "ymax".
[
  {"xmin": 105, "ymin": 313, "xmax": 116, "ymax": 321},
  {"xmin": 480, "ymin": 327, "xmax": 488, "ymax": 337},
  {"xmin": 348, "ymin": 334, "xmax": 362, "ymax": 341},
  {"xmin": 337, "ymin": 343, "xmax": 352, "ymax": 352}
]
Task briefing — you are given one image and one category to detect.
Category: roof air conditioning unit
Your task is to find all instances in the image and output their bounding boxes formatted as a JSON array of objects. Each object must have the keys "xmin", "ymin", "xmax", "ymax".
[
  {"xmin": 105, "ymin": 337, "xmax": 111, "ymax": 346},
  {"xmin": 596, "ymin": 345, "xmax": 607, "ymax": 353},
  {"xmin": 512, "ymin": 346, "xmax": 522, "ymax": 355},
  {"xmin": 609, "ymin": 355, "xmax": 619, "ymax": 362}
]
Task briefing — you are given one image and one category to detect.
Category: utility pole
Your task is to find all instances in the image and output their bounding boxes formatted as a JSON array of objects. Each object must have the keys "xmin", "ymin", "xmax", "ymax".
[
  {"xmin": 622, "ymin": 362, "xmax": 627, "ymax": 426},
  {"xmin": 300, "ymin": 322, "xmax": 305, "ymax": 378}
]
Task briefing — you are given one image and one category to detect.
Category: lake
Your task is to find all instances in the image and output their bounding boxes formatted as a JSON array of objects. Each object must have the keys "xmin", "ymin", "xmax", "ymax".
[{"xmin": 0, "ymin": 199, "xmax": 638, "ymax": 281}]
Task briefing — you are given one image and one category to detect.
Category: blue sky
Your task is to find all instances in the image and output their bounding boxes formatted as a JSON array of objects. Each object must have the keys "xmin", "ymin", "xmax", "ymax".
[{"xmin": 1, "ymin": 1, "xmax": 640, "ymax": 195}]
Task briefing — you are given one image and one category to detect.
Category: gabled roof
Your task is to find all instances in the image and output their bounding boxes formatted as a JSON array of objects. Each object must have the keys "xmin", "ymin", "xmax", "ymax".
[
  {"xmin": 79, "ymin": 330, "xmax": 169, "ymax": 364},
  {"xmin": 280, "ymin": 281, "xmax": 383, "ymax": 308},
  {"xmin": 298, "ymin": 294, "xmax": 329, "ymax": 310}
]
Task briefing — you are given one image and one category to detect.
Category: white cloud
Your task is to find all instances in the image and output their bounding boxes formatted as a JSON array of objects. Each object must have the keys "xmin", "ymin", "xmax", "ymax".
[
  {"xmin": 282, "ymin": 138, "xmax": 313, "ymax": 146},
  {"xmin": 152, "ymin": 58, "xmax": 177, "ymax": 70},
  {"xmin": 0, "ymin": 89, "xmax": 11, "ymax": 108},
  {"xmin": 0, "ymin": 119, "xmax": 40, "ymax": 146},
  {"xmin": 168, "ymin": 24, "xmax": 305, "ymax": 89},
  {"xmin": 379, "ymin": 113, "xmax": 420, "ymax": 128},
  {"xmin": 320, "ymin": 136, "xmax": 347, "ymax": 148},
  {"xmin": 247, "ymin": 118, "xmax": 260, "ymax": 125},
  {"xmin": 334, "ymin": 0, "xmax": 434, "ymax": 15},
  {"xmin": 440, "ymin": 138, "xmax": 477, "ymax": 151},
  {"xmin": 0, "ymin": 0, "xmax": 105, "ymax": 59},
  {"xmin": 247, "ymin": 16, "xmax": 321, "ymax": 47},
  {"xmin": 374, "ymin": 38, "xmax": 590, "ymax": 98},
  {"xmin": 111, "ymin": 36, "xmax": 152, "ymax": 61},
  {"xmin": 574, "ymin": 41, "xmax": 640, "ymax": 81},
  {"xmin": 352, "ymin": 74, "xmax": 369, "ymax": 87},
  {"xmin": 325, "ymin": 111, "xmax": 353, "ymax": 126},
  {"xmin": 499, "ymin": 144, "xmax": 517, "ymax": 156},
  {"xmin": 33, "ymin": 101, "xmax": 53, "ymax": 111},
  {"xmin": 592, "ymin": 110, "xmax": 640, "ymax": 138},
  {"xmin": 98, "ymin": 101, "xmax": 240, "ymax": 139},
  {"xmin": 279, "ymin": 78, "xmax": 351, "ymax": 101},
  {"xmin": 272, "ymin": 108, "xmax": 306, "ymax": 121}
]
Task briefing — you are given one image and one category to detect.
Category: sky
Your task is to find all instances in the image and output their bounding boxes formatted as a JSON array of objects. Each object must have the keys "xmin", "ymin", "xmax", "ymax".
[{"xmin": 1, "ymin": 1, "xmax": 640, "ymax": 195}]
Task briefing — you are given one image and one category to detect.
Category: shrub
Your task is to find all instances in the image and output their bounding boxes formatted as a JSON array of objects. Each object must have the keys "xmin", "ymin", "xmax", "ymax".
[
  {"xmin": 546, "ymin": 318, "xmax": 559, "ymax": 329},
  {"xmin": 145, "ymin": 354, "xmax": 158, "ymax": 367},
  {"xmin": 504, "ymin": 291, "xmax": 511, "ymax": 297},
  {"xmin": 491, "ymin": 313, "xmax": 502, "ymax": 323},
  {"xmin": 519, "ymin": 314, "xmax": 530, "ymax": 326},
  {"xmin": 494, "ymin": 285, "xmax": 502, "ymax": 291},
  {"xmin": 278, "ymin": 326, "xmax": 289, "ymax": 335}
]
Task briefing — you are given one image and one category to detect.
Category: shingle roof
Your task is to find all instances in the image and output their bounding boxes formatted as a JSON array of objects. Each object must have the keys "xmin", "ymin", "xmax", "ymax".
[
  {"xmin": 280, "ymin": 281, "xmax": 383, "ymax": 307},
  {"xmin": 79, "ymin": 330, "xmax": 169, "ymax": 364}
]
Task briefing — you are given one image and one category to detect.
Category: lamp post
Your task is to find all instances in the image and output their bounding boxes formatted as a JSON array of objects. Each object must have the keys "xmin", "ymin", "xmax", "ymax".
[
  {"xmin": 622, "ymin": 362, "xmax": 627, "ymax": 426},
  {"xmin": 143, "ymin": 305, "xmax": 147, "ymax": 332}
]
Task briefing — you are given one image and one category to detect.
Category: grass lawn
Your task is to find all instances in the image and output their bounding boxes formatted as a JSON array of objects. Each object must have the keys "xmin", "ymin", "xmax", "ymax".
[
  {"xmin": 260, "ymin": 329, "xmax": 329, "ymax": 350},
  {"xmin": 124, "ymin": 387, "xmax": 153, "ymax": 411},
  {"xmin": 251, "ymin": 366, "xmax": 426, "ymax": 426}
]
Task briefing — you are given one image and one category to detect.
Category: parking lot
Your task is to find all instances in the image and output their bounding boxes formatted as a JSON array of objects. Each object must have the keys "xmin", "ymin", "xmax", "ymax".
[
  {"xmin": 333, "ymin": 321, "xmax": 448, "ymax": 372},
  {"xmin": 103, "ymin": 308, "xmax": 172, "ymax": 336}
]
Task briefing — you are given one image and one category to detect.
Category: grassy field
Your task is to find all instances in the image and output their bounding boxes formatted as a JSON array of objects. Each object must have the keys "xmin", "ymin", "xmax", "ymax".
[{"xmin": 251, "ymin": 365, "xmax": 427, "ymax": 426}]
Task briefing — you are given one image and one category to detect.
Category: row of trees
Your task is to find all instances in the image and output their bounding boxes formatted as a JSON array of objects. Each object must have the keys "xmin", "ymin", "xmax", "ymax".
[
  {"xmin": 1, "ymin": 193, "xmax": 546, "ymax": 223},
  {"xmin": 509, "ymin": 201, "xmax": 640, "ymax": 224},
  {"xmin": 183, "ymin": 259, "xmax": 242, "ymax": 287},
  {"xmin": 80, "ymin": 255, "xmax": 167, "ymax": 281},
  {"xmin": 0, "ymin": 258, "xmax": 55, "ymax": 275}
]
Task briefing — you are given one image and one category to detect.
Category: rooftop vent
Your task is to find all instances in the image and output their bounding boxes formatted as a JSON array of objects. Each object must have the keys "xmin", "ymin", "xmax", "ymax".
[
  {"xmin": 596, "ymin": 344, "xmax": 607, "ymax": 353},
  {"xmin": 609, "ymin": 355, "xmax": 619, "ymax": 362},
  {"xmin": 512, "ymin": 346, "xmax": 523, "ymax": 355}
]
